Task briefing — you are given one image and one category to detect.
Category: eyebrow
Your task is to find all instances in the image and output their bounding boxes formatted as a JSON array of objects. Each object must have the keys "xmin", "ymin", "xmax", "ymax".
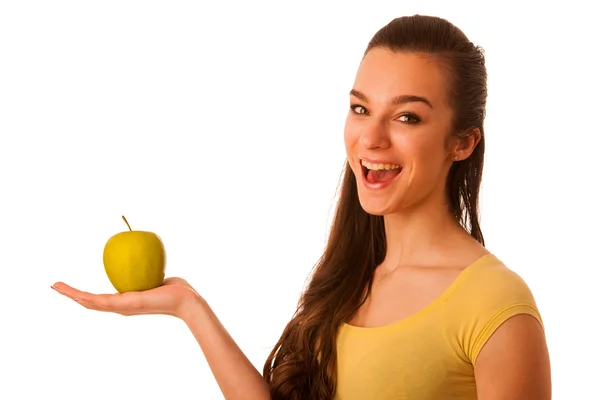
[{"xmin": 350, "ymin": 89, "xmax": 433, "ymax": 109}]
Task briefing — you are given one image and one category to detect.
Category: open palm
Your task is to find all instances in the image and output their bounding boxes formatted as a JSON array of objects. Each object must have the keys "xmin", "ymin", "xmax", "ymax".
[{"xmin": 51, "ymin": 277, "xmax": 199, "ymax": 319}]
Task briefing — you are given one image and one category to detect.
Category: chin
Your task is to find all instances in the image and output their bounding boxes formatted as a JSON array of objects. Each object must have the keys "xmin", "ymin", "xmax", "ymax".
[{"xmin": 357, "ymin": 197, "xmax": 396, "ymax": 216}]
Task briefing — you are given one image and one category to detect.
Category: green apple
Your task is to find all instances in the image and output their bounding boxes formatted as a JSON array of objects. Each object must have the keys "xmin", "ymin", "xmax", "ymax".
[{"xmin": 103, "ymin": 216, "xmax": 166, "ymax": 293}]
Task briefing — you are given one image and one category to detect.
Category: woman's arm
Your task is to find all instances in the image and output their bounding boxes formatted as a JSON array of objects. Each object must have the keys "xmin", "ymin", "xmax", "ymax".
[
  {"xmin": 180, "ymin": 295, "xmax": 272, "ymax": 400},
  {"xmin": 474, "ymin": 314, "xmax": 551, "ymax": 399}
]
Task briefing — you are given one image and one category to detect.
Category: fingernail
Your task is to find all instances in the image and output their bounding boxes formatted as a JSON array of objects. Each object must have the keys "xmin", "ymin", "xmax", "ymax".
[{"xmin": 50, "ymin": 285, "xmax": 56, "ymax": 291}]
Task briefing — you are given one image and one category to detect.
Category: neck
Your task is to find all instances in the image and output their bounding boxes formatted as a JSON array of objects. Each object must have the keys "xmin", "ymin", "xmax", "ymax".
[{"xmin": 380, "ymin": 191, "xmax": 469, "ymax": 270}]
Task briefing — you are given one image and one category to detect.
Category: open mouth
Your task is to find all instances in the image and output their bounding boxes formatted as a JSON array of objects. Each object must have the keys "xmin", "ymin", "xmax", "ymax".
[{"xmin": 361, "ymin": 160, "xmax": 403, "ymax": 184}]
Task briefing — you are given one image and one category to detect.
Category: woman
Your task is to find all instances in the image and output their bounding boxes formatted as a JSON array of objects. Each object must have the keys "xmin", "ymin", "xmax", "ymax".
[{"xmin": 52, "ymin": 15, "xmax": 551, "ymax": 399}]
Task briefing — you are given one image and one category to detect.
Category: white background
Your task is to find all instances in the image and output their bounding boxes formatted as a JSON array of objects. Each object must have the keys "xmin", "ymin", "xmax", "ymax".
[{"xmin": 1, "ymin": 1, "xmax": 598, "ymax": 398}]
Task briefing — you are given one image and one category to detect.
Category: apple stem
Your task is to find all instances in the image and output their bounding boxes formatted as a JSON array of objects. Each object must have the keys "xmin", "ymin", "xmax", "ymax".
[{"xmin": 122, "ymin": 215, "xmax": 132, "ymax": 231}]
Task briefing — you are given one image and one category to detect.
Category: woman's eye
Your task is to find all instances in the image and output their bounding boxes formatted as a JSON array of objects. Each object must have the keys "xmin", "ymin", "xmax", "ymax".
[
  {"xmin": 398, "ymin": 113, "xmax": 421, "ymax": 124},
  {"xmin": 349, "ymin": 105, "xmax": 420, "ymax": 124},
  {"xmin": 350, "ymin": 104, "xmax": 367, "ymax": 115}
]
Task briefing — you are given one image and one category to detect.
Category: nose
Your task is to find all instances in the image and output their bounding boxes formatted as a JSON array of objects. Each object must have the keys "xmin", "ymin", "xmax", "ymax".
[{"xmin": 359, "ymin": 120, "xmax": 391, "ymax": 150}]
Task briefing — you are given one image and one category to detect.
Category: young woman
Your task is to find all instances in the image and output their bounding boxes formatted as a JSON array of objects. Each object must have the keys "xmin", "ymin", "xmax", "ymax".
[{"xmin": 52, "ymin": 15, "xmax": 551, "ymax": 400}]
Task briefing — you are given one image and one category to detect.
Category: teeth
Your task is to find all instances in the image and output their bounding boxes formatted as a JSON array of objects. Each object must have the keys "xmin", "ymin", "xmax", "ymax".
[{"xmin": 361, "ymin": 160, "xmax": 401, "ymax": 171}]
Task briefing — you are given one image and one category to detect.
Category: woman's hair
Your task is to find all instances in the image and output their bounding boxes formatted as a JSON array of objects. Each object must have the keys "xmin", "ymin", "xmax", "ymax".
[{"xmin": 263, "ymin": 14, "xmax": 488, "ymax": 400}]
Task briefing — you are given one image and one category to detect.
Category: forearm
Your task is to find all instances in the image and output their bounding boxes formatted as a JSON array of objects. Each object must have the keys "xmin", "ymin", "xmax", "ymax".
[{"xmin": 180, "ymin": 295, "xmax": 271, "ymax": 400}]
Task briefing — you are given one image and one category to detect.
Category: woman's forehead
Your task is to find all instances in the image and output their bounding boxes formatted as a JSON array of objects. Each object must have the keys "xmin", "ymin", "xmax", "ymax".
[{"xmin": 353, "ymin": 48, "xmax": 449, "ymax": 108}]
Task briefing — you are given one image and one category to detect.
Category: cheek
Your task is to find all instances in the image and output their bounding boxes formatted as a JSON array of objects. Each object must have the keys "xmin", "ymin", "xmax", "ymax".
[
  {"xmin": 411, "ymin": 132, "xmax": 447, "ymax": 159},
  {"xmin": 343, "ymin": 119, "xmax": 362, "ymax": 177},
  {"xmin": 404, "ymin": 137, "xmax": 447, "ymax": 179},
  {"xmin": 343, "ymin": 117, "xmax": 360, "ymax": 149}
]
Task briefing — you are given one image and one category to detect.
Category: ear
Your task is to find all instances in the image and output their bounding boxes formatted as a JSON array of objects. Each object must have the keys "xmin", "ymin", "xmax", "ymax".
[{"xmin": 452, "ymin": 127, "xmax": 482, "ymax": 162}]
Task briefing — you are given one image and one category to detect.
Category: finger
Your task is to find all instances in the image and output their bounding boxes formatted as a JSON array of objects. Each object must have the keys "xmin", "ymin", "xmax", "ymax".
[
  {"xmin": 51, "ymin": 282, "xmax": 97, "ymax": 302},
  {"xmin": 52, "ymin": 282, "xmax": 140, "ymax": 313},
  {"xmin": 81, "ymin": 291, "xmax": 145, "ymax": 313},
  {"xmin": 51, "ymin": 281, "xmax": 181, "ymax": 316},
  {"xmin": 52, "ymin": 283, "xmax": 125, "ymax": 302},
  {"xmin": 162, "ymin": 277, "xmax": 189, "ymax": 286},
  {"xmin": 161, "ymin": 277, "xmax": 198, "ymax": 296},
  {"xmin": 70, "ymin": 298, "xmax": 138, "ymax": 315}
]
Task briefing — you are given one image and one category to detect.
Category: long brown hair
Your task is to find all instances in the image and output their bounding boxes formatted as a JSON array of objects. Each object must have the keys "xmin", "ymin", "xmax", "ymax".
[{"xmin": 263, "ymin": 15, "xmax": 488, "ymax": 399}]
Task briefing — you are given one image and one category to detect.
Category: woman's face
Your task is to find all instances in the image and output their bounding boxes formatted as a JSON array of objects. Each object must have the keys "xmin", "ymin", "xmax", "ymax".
[{"xmin": 344, "ymin": 48, "xmax": 460, "ymax": 216}]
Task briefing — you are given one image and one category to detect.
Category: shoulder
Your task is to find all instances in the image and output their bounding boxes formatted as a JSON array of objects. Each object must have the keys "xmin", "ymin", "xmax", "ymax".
[
  {"xmin": 443, "ymin": 254, "xmax": 544, "ymax": 364},
  {"xmin": 457, "ymin": 254, "xmax": 537, "ymax": 301}
]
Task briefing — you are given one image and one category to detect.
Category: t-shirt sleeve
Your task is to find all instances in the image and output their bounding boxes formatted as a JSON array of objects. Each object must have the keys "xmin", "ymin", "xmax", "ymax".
[{"xmin": 442, "ymin": 262, "xmax": 544, "ymax": 365}]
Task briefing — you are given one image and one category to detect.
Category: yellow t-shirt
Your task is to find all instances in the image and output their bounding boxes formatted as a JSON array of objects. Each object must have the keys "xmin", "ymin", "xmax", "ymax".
[{"xmin": 335, "ymin": 254, "xmax": 543, "ymax": 399}]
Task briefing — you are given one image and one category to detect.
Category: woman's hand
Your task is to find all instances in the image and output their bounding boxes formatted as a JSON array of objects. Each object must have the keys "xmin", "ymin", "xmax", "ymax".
[
  {"xmin": 52, "ymin": 277, "xmax": 273, "ymax": 400},
  {"xmin": 51, "ymin": 277, "xmax": 200, "ymax": 319}
]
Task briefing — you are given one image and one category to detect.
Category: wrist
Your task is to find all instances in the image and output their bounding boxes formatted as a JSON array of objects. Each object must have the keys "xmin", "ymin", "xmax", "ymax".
[{"xmin": 177, "ymin": 290, "xmax": 207, "ymax": 323}]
